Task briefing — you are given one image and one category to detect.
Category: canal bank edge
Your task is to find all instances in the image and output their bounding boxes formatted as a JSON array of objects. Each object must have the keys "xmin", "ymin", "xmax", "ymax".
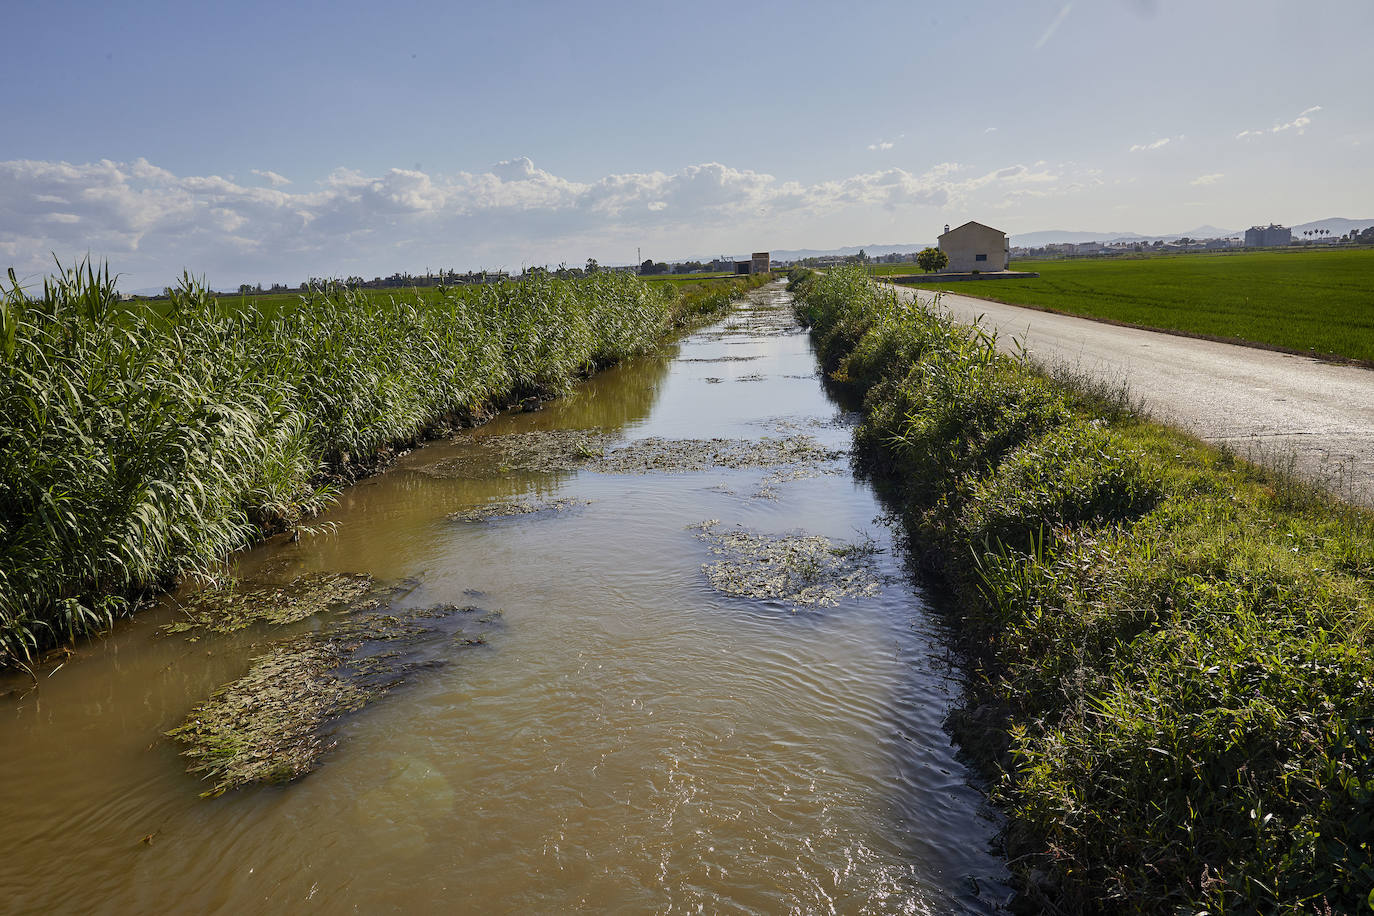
[
  {"xmin": 788, "ymin": 265, "xmax": 1374, "ymax": 914},
  {"xmin": 0, "ymin": 266, "xmax": 770, "ymax": 676}
]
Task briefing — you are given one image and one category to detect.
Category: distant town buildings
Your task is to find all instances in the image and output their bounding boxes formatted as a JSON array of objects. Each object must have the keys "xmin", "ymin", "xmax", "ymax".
[
  {"xmin": 938, "ymin": 221, "xmax": 1009, "ymax": 272},
  {"xmin": 1244, "ymin": 224, "xmax": 1292, "ymax": 248},
  {"xmin": 1008, "ymin": 235, "xmax": 1245, "ymax": 260}
]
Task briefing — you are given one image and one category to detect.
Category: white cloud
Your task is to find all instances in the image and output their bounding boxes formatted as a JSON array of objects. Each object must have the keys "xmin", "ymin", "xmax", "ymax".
[
  {"xmin": 1237, "ymin": 105, "xmax": 1322, "ymax": 139},
  {"xmin": 1129, "ymin": 135, "xmax": 1181, "ymax": 152},
  {"xmin": 251, "ymin": 169, "xmax": 291, "ymax": 187},
  {"xmin": 1190, "ymin": 173, "xmax": 1224, "ymax": 186},
  {"xmin": 1035, "ymin": 4, "xmax": 1073, "ymax": 49},
  {"xmin": 0, "ymin": 155, "xmax": 1100, "ymax": 284},
  {"xmin": 867, "ymin": 140, "xmax": 895, "ymax": 152},
  {"xmin": 984, "ymin": 127, "xmax": 998, "ymax": 134}
]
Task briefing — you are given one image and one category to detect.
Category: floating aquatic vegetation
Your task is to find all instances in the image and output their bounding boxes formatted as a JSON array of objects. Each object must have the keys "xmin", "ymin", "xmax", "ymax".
[
  {"xmin": 754, "ymin": 464, "xmax": 847, "ymax": 500},
  {"xmin": 697, "ymin": 305, "xmax": 800, "ymax": 340},
  {"xmin": 415, "ymin": 430, "xmax": 842, "ymax": 479},
  {"xmin": 162, "ymin": 573, "xmax": 378, "ymax": 637},
  {"xmin": 413, "ymin": 429, "xmax": 617, "ymax": 478},
  {"xmin": 445, "ymin": 497, "xmax": 591, "ymax": 523},
  {"xmin": 735, "ymin": 373, "xmax": 767, "ymax": 382},
  {"xmin": 167, "ymin": 604, "xmax": 499, "ymax": 797},
  {"xmin": 678, "ymin": 355, "xmax": 762, "ymax": 363},
  {"xmin": 693, "ymin": 522, "xmax": 883, "ymax": 608},
  {"xmin": 592, "ymin": 435, "xmax": 843, "ymax": 475},
  {"xmin": 754, "ymin": 413, "xmax": 861, "ymax": 433}
]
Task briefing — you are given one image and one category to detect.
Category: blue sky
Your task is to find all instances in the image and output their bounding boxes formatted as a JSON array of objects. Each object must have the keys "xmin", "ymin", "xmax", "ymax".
[{"xmin": 2, "ymin": 0, "xmax": 1370, "ymax": 288}]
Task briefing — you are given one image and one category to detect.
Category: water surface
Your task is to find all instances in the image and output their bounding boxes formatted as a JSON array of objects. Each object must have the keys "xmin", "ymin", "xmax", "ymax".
[{"xmin": 0, "ymin": 283, "xmax": 1010, "ymax": 913}]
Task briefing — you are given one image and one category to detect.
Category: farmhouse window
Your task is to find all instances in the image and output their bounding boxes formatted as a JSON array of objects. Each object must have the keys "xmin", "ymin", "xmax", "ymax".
[{"xmin": 975, "ymin": 253, "xmax": 987, "ymax": 262}]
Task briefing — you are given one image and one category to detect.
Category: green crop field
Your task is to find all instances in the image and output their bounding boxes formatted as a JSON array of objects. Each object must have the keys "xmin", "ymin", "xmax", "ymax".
[
  {"xmin": 923, "ymin": 248, "xmax": 1374, "ymax": 362},
  {"xmin": 207, "ymin": 285, "xmax": 457, "ymax": 316},
  {"xmin": 868, "ymin": 263, "xmax": 923, "ymax": 276},
  {"xmin": 640, "ymin": 272, "xmax": 738, "ymax": 285}
]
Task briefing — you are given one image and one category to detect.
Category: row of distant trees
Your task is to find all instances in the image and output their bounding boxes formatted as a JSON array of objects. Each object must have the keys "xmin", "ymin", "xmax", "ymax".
[{"xmin": 639, "ymin": 259, "xmax": 721, "ymax": 275}]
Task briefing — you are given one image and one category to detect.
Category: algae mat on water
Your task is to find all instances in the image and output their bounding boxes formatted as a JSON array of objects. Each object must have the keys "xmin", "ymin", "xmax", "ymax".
[
  {"xmin": 445, "ymin": 497, "xmax": 592, "ymax": 523},
  {"xmin": 416, "ymin": 430, "xmax": 844, "ymax": 479},
  {"xmin": 168, "ymin": 604, "xmax": 501, "ymax": 797},
  {"xmin": 692, "ymin": 521, "xmax": 884, "ymax": 609},
  {"xmin": 161, "ymin": 572, "xmax": 379, "ymax": 637}
]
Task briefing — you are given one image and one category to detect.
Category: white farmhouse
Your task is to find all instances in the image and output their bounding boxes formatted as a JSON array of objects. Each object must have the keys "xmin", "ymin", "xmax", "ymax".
[{"xmin": 937, "ymin": 221, "xmax": 1009, "ymax": 272}]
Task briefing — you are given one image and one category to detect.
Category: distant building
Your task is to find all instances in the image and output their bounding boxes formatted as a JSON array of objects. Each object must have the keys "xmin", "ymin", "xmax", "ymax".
[
  {"xmin": 735, "ymin": 251, "xmax": 771, "ymax": 275},
  {"xmin": 1245, "ymin": 224, "xmax": 1291, "ymax": 247},
  {"xmin": 937, "ymin": 221, "xmax": 1009, "ymax": 271}
]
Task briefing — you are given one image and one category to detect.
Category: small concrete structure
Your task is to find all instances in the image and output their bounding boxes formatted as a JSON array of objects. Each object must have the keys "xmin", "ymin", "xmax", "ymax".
[
  {"xmin": 937, "ymin": 221, "xmax": 1009, "ymax": 272},
  {"xmin": 734, "ymin": 251, "xmax": 771, "ymax": 275}
]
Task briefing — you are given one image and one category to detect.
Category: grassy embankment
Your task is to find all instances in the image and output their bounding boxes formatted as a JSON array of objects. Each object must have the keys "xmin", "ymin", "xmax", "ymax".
[
  {"xmin": 790, "ymin": 265, "xmax": 1374, "ymax": 913},
  {"xmin": 924, "ymin": 248, "xmax": 1374, "ymax": 363},
  {"xmin": 0, "ymin": 260, "xmax": 767, "ymax": 670}
]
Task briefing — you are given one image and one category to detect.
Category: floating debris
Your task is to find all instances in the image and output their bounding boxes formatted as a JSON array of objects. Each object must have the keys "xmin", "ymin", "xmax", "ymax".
[
  {"xmin": 163, "ymin": 573, "xmax": 378, "ymax": 637},
  {"xmin": 694, "ymin": 522, "xmax": 884, "ymax": 609},
  {"xmin": 446, "ymin": 497, "xmax": 591, "ymax": 523},
  {"xmin": 167, "ymin": 604, "xmax": 499, "ymax": 797}
]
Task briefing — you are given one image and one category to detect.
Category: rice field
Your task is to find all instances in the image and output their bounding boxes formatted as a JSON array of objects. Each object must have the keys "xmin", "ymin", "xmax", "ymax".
[{"xmin": 941, "ymin": 248, "xmax": 1374, "ymax": 363}]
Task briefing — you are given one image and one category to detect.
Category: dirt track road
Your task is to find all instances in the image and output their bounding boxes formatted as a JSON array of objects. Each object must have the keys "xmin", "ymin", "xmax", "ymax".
[{"xmin": 888, "ymin": 283, "xmax": 1374, "ymax": 507}]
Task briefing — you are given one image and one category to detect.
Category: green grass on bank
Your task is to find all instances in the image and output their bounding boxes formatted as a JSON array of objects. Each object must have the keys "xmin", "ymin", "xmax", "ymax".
[
  {"xmin": 0, "ymin": 261, "xmax": 765, "ymax": 670},
  {"xmin": 929, "ymin": 248, "xmax": 1374, "ymax": 363},
  {"xmin": 790, "ymin": 265, "xmax": 1374, "ymax": 913}
]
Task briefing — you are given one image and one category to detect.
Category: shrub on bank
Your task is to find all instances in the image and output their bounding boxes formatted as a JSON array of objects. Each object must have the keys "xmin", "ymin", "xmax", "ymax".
[
  {"xmin": 790, "ymin": 265, "xmax": 1374, "ymax": 913},
  {"xmin": 0, "ymin": 261, "xmax": 758, "ymax": 669}
]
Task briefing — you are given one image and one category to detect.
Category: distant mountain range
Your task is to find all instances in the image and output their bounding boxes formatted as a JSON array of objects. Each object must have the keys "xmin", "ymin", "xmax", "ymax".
[
  {"xmin": 1009, "ymin": 218, "xmax": 1374, "ymax": 247},
  {"xmin": 1288, "ymin": 217, "xmax": 1374, "ymax": 237},
  {"xmin": 119, "ymin": 216, "xmax": 1374, "ymax": 294},
  {"xmin": 699, "ymin": 217, "xmax": 1374, "ymax": 262}
]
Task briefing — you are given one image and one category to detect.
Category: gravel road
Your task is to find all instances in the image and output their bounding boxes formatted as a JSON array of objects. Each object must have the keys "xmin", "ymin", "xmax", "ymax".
[{"xmin": 889, "ymin": 283, "xmax": 1374, "ymax": 507}]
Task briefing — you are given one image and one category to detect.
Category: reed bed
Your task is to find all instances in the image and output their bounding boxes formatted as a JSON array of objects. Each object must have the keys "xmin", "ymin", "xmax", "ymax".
[
  {"xmin": 790, "ymin": 265, "xmax": 1374, "ymax": 913},
  {"xmin": 0, "ymin": 260, "xmax": 761, "ymax": 669}
]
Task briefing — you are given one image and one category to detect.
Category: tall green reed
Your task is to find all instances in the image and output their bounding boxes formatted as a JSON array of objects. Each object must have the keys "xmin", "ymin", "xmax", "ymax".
[{"xmin": 0, "ymin": 259, "xmax": 690, "ymax": 669}]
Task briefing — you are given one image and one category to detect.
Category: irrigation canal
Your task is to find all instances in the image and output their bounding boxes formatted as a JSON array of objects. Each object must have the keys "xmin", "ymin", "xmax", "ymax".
[{"xmin": 0, "ymin": 282, "xmax": 1011, "ymax": 913}]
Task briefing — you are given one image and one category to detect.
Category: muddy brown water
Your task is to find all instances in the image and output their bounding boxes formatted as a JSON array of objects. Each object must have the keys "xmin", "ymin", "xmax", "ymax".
[{"xmin": 0, "ymin": 283, "xmax": 1011, "ymax": 913}]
